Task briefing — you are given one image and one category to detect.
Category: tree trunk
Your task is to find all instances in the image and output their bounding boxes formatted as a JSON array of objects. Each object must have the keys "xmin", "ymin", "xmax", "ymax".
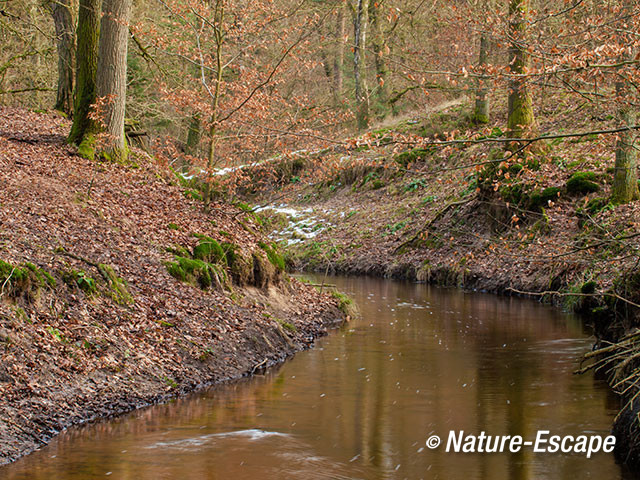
[
  {"xmin": 95, "ymin": 0, "xmax": 133, "ymax": 162},
  {"xmin": 68, "ymin": 0, "xmax": 101, "ymax": 145},
  {"xmin": 50, "ymin": 0, "xmax": 75, "ymax": 116},
  {"xmin": 611, "ymin": 2, "xmax": 639, "ymax": 204},
  {"xmin": 353, "ymin": 0, "xmax": 369, "ymax": 130},
  {"xmin": 611, "ymin": 104, "xmax": 639, "ymax": 204},
  {"xmin": 369, "ymin": 0, "xmax": 389, "ymax": 115},
  {"xmin": 506, "ymin": 0, "xmax": 534, "ymax": 143},
  {"xmin": 473, "ymin": 33, "xmax": 490, "ymax": 124},
  {"xmin": 186, "ymin": 113, "xmax": 201, "ymax": 157},
  {"xmin": 333, "ymin": 2, "xmax": 345, "ymax": 103}
]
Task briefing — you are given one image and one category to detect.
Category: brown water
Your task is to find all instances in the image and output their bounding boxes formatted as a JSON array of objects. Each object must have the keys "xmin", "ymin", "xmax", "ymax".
[{"xmin": 1, "ymin": 275, "xmax": 635, "ymax": 479}]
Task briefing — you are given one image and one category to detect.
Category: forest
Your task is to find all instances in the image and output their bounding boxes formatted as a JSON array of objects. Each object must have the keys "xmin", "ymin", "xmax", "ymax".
[{"xmin": 2, "ymin": 0, "xmax": 640, "ymax": 478}]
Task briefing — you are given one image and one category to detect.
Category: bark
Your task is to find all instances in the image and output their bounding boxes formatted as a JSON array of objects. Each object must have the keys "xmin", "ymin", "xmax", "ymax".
[
  {"xmin": 50, "ymin": 0, "xmax": 75, "ymax": 116},
  {"xmin": 95, "ymin": 0, "xmax": 133, "ymax": 162},
  {"xmin": 68, "ymin": 0, "xmax": 101, "ymax": 145},
  {"xmin": 186, "ymin": 113, "xmax": 201, "ymax": 157},
  {"xmin": 473, "ymin": 33, "xmax": 490, "ymax": 124},
  {"xmin": 369, "ymin": 0, "xmax": 389, "ymax": 115},
  {"xmin": 506, "ymin": 0, "xmax": 534, "ymax": 143},
  {"xmin": 611, "ymin": 2, "xmax": 639, "ymax": 204},
  {"xmin": 333, "ymin": 2, "xmax": 346, "ymax": 101},
  {"xmin": 353, "ymin": 0, "xmax": 370, "ymax": 130}
]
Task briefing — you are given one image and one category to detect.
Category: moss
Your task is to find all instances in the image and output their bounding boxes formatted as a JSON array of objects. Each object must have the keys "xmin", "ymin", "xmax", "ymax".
[
  {"xmin": 276, "ymin": 318, "xmax": 297, "ymax": 333},
  {"xmin": 258, "ymin": 241, "xmax": 285, "ymax": 271},
  {"xmin": 221, "ymin": 242, "xmax": 253, "ymax": 285},
  {"xmin": 394, "ymin": 148, "xmax": 431, "ymax": 167},
  {"xmin": 62, "ymin": 269, "xmax": 97, "ymax": 295},
  {"xmin": 529, "ymin": 187, "xmax": 561, "ymax": 210},
  {"xmin": 371, "ymin": 179, "xmax": 385, "ymax": 190},
  {"xmin": 330, "ymin": 290, "xmax": 359, "ymax": 318},
  {"xmin": 192, "ymin": 236, "xmax": 226, "ymax": 264},
  {"xmin": 166, "ymin": 261, "xmax": 186, "ymax": 282},
  {"xmin": 98, "ymin": 264, "xmax": 133, "ymax": 305},
  {"xmin": 499, "ymin": 183, "xmax": 524, "ymax": 204},
  {"xmin": 168, "ymin": 223, "xmax": 180, "ymax": 230},
  {"xmin": 566, "ymin": 172, "xmax": 600, "ymax": 195},
  {"xmin": 77, "ymin": 134, "xmax": 96, "ymax": 161},
  {"xmin": 168, "ymin": 255, "xmax": 227, "ymax": 290},
  {"xmin": 0, "ymin": 260, "xmax": 56, "ymax": 299}
]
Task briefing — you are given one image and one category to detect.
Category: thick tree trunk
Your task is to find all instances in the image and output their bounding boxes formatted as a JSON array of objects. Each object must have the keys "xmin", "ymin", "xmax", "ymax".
[
  {"xmin": 333, "ymin": 2, "xmax": 345, "ymax": 102},
  {"xmin": 611, "ymin": 104, "xmax": 639, "ymax": 204},
  {"xmin": 50, "ymin": 0, "xmax": 75, "ymax": 116},
  {"xmin": 369, "ymin": 0, "xmax": 389, "ymax": 115},
  {"xmin": 95, "ymin": 0, "xmax": 133, "ymax": 162},
  {"xmin": 68, "ymin": 0, "xmax": 101, "ymax": 145},
  {"xmin": 353, "ymin": 0, "xmax": 369, "ymax": 130},
  {"xmin": 473, "ymin": 33, "xmax": 490, "ymax": 124},
  {"xmin": 506, "ymin": 0, "xmax": 534, "ymax": 143}
]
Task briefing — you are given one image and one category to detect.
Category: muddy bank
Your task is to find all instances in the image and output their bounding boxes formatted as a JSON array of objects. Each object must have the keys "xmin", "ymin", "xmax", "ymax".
[{"xmin": 0, "ymin": 108, "xmax": 346, "ymax": 465}]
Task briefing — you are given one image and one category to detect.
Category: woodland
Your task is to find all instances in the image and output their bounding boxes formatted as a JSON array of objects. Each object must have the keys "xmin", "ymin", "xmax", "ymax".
[{"xmin": 3, "ymin": 0, "xmax": 640, "ymax": 472}]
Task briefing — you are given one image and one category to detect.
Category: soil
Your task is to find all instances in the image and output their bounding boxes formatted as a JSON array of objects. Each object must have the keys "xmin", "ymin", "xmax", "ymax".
[{"xmin": 0, "ymin": 107, "xmax": 346, "ymax": 466}]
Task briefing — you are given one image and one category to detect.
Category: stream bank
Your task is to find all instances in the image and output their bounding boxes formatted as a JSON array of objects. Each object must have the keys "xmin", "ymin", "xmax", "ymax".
[
  {"xmin": 0, "ymin": 108, "xmax": 346, "ymax": 465},
  {"xmin": 237, "ymin": 100, "xmax": 640, "ymax": 468}
]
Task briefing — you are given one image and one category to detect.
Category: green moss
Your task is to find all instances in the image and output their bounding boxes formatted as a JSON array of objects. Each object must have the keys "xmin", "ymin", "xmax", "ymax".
[
  {"xmin": 394, "ymin": 148, "xmax": 431, "ymax": 167},
  {"xmin": 371, "ymin": 179, "xmax": 385, "ymax": 190},
  {"xmin": 168, "ymin": 223, "xmax": 180, "ymax": 230},
  {"xmin": 258, "ymin": 241, "xmax": 285, "ymax": 271},
  {"xmin": 77, "ymin": 134, "xmax": 96, "ymax": 161},
  {"xmin": 528, "ymin": 187, "xmax": 561, "ymax": 210},
  {"xmin": 0, "ymin": 260, "xmax": 56, "ymax": 299},
  {"xmin": 62, "ymin": 269, "xmax": 97, "ymax": 295},
  {"xmin": 276, "ymin": 318, "xmax": 297, "ymax": 333},
  {"xmin": 99, "ymin": 264, "xmax": 133, "ymax": 305},
  {"xmin": 499, "ymin": 183, "xmax": 524, "ymax": 204},
  {"xmin": 566, "ymin": 172, "xmax": 599, "ymax": 195},
  {"xmin": 192, "ymin": 236, "xmax": 226, "ymax": 264},
  {"xmin": 220, "ymin": 242, "xmax": 252, "ymax": 285},
  {"xmin": 168, "ymin": 255, "xmax": 227, "ymax": 290},
  {"xmin": 330, "ymin": 290, "xmax": 359, "ymax": 318}
]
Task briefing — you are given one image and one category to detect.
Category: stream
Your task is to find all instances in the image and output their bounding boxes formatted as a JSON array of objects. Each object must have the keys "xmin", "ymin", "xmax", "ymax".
[{"xmin": 1, "ymin": 275, "xmax": 635, "ymax": 479}]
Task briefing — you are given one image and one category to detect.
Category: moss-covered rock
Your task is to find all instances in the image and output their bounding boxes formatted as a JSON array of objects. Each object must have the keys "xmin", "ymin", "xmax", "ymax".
[{"xmin": 566, "ymin": 172, "xmax": 600, "ymax": 195}]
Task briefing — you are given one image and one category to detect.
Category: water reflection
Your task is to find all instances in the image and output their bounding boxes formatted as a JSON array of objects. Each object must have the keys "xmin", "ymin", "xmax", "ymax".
[{"xmin": 1, "ymin": 276, "xmax": 635, "ymax": 479}]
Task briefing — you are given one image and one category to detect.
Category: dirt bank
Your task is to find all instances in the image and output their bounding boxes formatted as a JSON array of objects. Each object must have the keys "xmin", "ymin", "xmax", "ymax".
[{"xmin": 0, "ymin": 108, "xmax": 346, "ymax": 465}]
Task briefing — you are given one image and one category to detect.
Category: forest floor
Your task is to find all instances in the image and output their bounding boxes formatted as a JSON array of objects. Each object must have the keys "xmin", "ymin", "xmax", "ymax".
[{"xmin": 0, "ymin": 107, "xmax": 346, "ymax": 465}]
